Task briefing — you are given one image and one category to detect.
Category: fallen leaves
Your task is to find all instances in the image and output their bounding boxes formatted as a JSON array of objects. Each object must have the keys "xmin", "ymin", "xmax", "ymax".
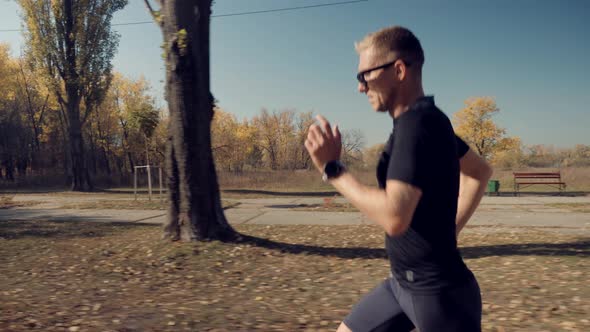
[{"xmin": 0, "ymin": 221, "xmax": 588, "ymax": 331}]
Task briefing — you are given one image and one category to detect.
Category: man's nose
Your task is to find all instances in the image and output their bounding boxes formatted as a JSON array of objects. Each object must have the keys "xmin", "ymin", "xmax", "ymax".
[{"xmin": 358, "ymin": 82, "xmax": 367, "ymax": 94}]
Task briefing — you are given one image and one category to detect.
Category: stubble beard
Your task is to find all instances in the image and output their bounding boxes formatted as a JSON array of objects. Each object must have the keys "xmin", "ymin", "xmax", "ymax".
[{"xmin": 378, "ymin": 88, "xmax": 396, "ymax": 114}]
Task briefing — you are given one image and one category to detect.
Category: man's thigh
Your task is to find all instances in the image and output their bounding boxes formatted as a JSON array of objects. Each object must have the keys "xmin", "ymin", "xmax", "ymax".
[
  {"xmin": 343, "ymin": 278, "xmax": 415, "ymax": 332},
  {"xmin": 411, "ymin": 278, "xmax": 482, "ymax": 332}
]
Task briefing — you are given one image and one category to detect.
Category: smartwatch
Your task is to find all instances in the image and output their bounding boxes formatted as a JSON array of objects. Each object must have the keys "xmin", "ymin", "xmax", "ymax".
[{"xmin": 322, "ymin": 160, "xmax": 346, "ymax": 182}]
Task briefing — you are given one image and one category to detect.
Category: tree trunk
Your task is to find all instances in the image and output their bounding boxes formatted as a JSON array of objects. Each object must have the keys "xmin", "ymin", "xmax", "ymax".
[
  {"xmin": 64, "ymin": 0, "xmax": 92, "ymax": 192},
  {"xmin": 164, "ymin": 134, "xmax": 180, "ymax": 240},
  {"xmin": 68, "ymin": 105, "xmax": 92, "ymax": 191},
  {"xmin": 3, "ymin": 158, "xmax": 15, "ymax": 181},
  {"xmin": 57, "ymin": 105, "xmax": 72, "ymax": 185},
  {"xmin": 96, "ymin": 117, "xmax": 112, "ymax": 176},
  {"xmin": 119, "ymin": 118, "xmax": 135, "ymax": 172},
  {"xmin": 16, "ymin": 157, "xmax": 28, "ymax": 177},
  {"xmin": 115, "ymin": 156, "xmax": 123, "ymax": 178},
  {"xmin": 102, "ymin": 147, "xmax": 112, "ymax": 176},
  {"xmin": 160, "ymin": 0, "xmax": 235, "ymax": 241},
  {"xmin": 88, "ymin": 127, "xmax": 98, "ymax": 175},
  {"xmin": 18, "ymin": 62, "xmax": 42, "ymax": 152}
]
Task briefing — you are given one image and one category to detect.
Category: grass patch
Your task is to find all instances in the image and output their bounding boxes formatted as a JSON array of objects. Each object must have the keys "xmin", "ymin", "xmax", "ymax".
[
  {"xmin": 0, "ymin": 221, "xmax": 588, "ymax": 331},
  {"xmin": 0, "ymin": 196, "xmax": 41, "ymax": 209},
  {"xmin": 0, "ymin": 196, "xmax": 15, "ymax": 209},
  {"xmin": 292, "ymin": 202, "xmax": 359, "ymax": 212}
]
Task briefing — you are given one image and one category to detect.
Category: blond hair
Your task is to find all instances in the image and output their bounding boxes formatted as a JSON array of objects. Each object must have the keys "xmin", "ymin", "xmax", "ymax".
[{"xmin": 355, "ymin": 26, "xmax": 424, "ymax": 69}]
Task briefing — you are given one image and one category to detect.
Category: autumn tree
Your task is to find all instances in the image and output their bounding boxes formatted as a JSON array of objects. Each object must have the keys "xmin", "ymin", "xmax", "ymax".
[
  {"xmin": 211, "ymin": 109, "xmax": 256, "ymax": 172},
  {"xmin": 453, "ymin": 97, "xmax": 521, "ymax": 162},
  {"xmin": 0, "ymin": 44, "xmax": 45, "ymax": 180},
  {"xmin": 87, "ymin": 93, "xmax": 118, "ymax": 176},
  {"xmin": 145, "ymin": 0, "xmax": 236, "ymax": 241},
  {"xmin": 232, "ymin": 120, "xmax": 258, "ymax": 171},
  {"xmin": 251, "ymin": 109, "xmax": 296, "ymax": 170},
  {"xmin": 0, "ymin": 44, "xmax": 20, "ymax": 180},
  {"xmin": 15, "ymin": 58, "xmax": 50, "ymax": 158},
  {"xmin": 569, "ymin": 145, "xmax": 590, "ymax": 166},
  {"xmin": 212, "ymin": 108, "xmax": 367, "ymax": 171},
  {"xmin": 211, "ymin": 109, "xmax": 238, "ymax": 170},
  {"xmin": 490, "ymin": 137, "xmax": 523, "ymax": 169},
  {"xmin": 85, "ymin": 72, "xmax": 163, "ymax": 182},
  {"xmin": 524, "ymin": 144, "xmax": 562, "ymax": 168},
  {"xmin": 19, "ymin": 0, "xmax": 127, "ymax": 191},
  {"xmin": 127, "ymin": 90, "xmax": 160, "ymax": 166},
  {"xmin": 109, "ymin": 73, "xmax": 153, "ymax": 171},
  {"xmin": 516, "ymin": 144, "xmax": 590, "ymax": 168},
  {"xmin": 1, "ymin": 41, "xmax": 164, "ymax": 187},
  {"xmin": 150, "ymin": 114, "xmax": 169, "ymax": 168},
  {"xmin": 33, "ymin": 90, "xmax": 67, "ymax": 179},
  {"xmin": 289, "ymin": 111, "xmax": 314, "ymax": 170}
]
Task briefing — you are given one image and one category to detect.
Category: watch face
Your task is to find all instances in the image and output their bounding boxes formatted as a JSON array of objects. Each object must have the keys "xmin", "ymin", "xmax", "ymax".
[{"xmin": 325, "ymin": 161, "xmax": 342, "ymax": 178}]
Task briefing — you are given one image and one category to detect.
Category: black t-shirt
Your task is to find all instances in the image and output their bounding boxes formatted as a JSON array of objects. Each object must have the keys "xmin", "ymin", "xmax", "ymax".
[{"xmin": 376, "ymin": 96, "xmax": 473, "ymax": 293}]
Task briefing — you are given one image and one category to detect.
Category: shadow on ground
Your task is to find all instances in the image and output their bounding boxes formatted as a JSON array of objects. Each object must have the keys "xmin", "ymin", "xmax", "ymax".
[
  {"xmin": 1, "ymin": 219, "xmax": 588, "ymax": 260},
  {"xmin": 461, "ymin": 241, "xmax": 590, "ymax": 258},
  {"xmin": 224, "ymin": 189, "xmax": 340, "ymax": 197},
  {"xmin": 265, "ymin": 204, "xmax": 310, "ymax": 209},
  {"xmin": 237, "ymin": 234, "xmax": 590, "ymax": 259},
  {"xmin": 100, "ymin": 188, "xmax": 340, "ymax": 197},
  {"xmin": 0, "ymin": 219, "xmax": 159, "ymax": 240}
]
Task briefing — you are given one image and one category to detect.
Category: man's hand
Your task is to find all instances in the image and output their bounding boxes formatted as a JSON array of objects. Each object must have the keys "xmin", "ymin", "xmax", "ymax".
[{"xmin": 305, "ymin": 115, "xmax": 342, "ymax": 173}]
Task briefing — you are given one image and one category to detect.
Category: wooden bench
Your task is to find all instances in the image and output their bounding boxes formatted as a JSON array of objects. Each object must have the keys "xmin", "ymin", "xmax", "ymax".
[{"xmin": 513, "ymin": 172, "xmax": 566, "ymax": 195}]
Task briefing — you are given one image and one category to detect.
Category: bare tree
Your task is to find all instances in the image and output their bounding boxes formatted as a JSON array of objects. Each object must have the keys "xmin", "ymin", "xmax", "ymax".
[
  {"xmin": 341, "ymin": 128, "xmax": 366, "ymax": 166},
  {"xmin": 293, "ymin": 112, "xmax": 314, "ymax": 169}
]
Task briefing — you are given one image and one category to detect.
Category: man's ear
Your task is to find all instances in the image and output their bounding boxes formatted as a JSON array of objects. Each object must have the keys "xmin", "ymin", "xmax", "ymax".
[{"xmin": 395, "ymin": 60, "xmax": 407, "ymax": 81}]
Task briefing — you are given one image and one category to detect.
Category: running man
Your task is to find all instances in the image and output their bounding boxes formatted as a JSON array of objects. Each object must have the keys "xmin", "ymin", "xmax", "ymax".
[{"xmin": 305, "ymin": 26, "xmax": 492, "ymax": 332}]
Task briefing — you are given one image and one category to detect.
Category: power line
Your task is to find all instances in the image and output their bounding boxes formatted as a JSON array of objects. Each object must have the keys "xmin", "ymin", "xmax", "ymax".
[
  {"xmin": 213, "ymin": 0, "xmax": 368, "ymax": 18},
  {"xmin": 0, "ymin": 0, "xmax": 369, "ymax": 32}
]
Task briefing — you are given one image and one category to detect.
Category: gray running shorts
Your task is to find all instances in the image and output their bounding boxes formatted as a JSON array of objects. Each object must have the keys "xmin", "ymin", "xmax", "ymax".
[{"xmin": 343, "ymin": 276, "xmax": 482, "ymax": 332}]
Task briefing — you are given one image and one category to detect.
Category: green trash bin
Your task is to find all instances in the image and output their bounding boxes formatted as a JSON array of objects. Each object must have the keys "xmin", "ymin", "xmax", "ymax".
[{"xmin": 487, "ymin": 180, "xmax": 500, "ymax": 195}]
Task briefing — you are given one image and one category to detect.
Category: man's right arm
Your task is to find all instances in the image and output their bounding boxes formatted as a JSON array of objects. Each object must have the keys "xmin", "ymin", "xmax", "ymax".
[{"xmin": 456, "ymin": 149, "xmax": 493, "ymax": 236}]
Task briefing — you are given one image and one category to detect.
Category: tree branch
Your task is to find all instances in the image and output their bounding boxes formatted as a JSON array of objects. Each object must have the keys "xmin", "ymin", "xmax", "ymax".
[
  {"xmin": 144, "ymin": 0, "xmax": 163, "ymax": 27},
  {"xmin": 81, "ymin": 103, "xmax": 93, "ymax": 126},
  {"xmin": 37, "ymin": 94, "xmax": 50, "ymax": 125},
  {"xmin": 58, "ymin": 103, "xmax": 70, "ymax": 134},
  {"xmin": 212, "ymin": 144, "xmax": 231, "ymax": 152}
]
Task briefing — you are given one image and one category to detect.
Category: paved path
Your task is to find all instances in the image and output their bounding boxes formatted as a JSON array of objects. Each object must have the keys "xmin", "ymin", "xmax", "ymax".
[{"xmin": 1, "ymin": 193, "xmax": 589, "ymax": 235}]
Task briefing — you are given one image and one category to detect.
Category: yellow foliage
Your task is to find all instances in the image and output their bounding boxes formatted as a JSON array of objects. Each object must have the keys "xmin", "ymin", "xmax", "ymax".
[
  {"xmin": 251, "ymin": 109, "xmax": 297, "ymax": 170},
  {"xmin": 0, "ymin": 44, "xmax": 18, "ymax": 104},
  {"xmin": 211, "ymin": 109, "xmax": 258, "ymax": 171},
  {"xmin": 212, "ymin": 108, "xmax": 314, "ymax": 171},
  {"xmin": 453, "ymin": 96, "xmax": 520, "ymax": 163}
]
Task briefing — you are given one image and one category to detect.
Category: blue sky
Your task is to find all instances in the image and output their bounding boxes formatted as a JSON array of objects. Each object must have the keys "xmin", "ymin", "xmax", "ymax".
[{"xmin": 1, "ymin": 0, "xmax": 588, "ymax": 148}]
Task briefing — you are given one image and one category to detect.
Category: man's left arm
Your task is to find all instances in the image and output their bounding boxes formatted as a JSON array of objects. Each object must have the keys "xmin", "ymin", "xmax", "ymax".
[
  {"xmin": 305, "ymin": 115, "xmax": 422, "ymax": 237},
  {"xmin": 456, "ymin": 149, "xmax": 493, "ymax": 236}
]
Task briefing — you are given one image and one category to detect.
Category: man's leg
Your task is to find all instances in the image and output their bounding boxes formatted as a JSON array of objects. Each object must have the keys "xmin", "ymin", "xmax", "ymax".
[
  {"xmin": 336, "ymin": 322, "xmax": 353, "ymax": 332},
  {"xmin": 339, "ymin": 278, "xmax": 415, "ymax": 332},
  {"xmin": 401, "ymin": 277, "xmax": 482, "ymax": 332}
]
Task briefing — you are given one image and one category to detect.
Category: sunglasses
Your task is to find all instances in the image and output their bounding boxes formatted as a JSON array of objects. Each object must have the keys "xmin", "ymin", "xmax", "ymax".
[{"xmin": 356, "ymin": 59, "xmax": 411, "ymax": 87}]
